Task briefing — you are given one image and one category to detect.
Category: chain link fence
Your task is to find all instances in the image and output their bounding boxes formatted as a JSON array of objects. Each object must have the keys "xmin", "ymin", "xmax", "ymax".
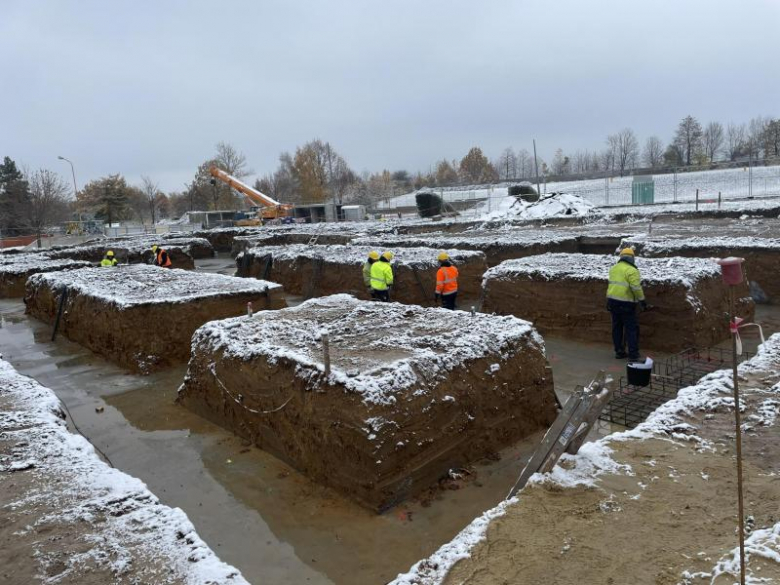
[{"xmin": 541, "ymin": 158, "xmax": 780, "ymax": 207}]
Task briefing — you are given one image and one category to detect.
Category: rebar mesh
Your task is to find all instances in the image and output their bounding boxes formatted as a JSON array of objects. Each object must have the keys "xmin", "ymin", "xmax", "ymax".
[{"xmin": 599, "ymin": 347, "xmax": 752, "ymax": 428}]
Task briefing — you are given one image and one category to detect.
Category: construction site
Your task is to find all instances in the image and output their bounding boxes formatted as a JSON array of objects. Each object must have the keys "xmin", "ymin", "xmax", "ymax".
[{"xmin": 2, "ymin": 191, "xmax": 780, "ymax": 585}]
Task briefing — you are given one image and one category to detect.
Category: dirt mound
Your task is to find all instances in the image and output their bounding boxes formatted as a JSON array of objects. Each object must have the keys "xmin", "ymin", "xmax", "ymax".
[
  {"xmin": 0, "ymin": 358, "xmax": 248, "ymax": 585},
  {"xmin": 24, "ymin": 265, "xmax": 286, "ymax": 372},
  {"xmin": 354, "ymin": 232, "xmax": 580, "ymax": 267},
  {"xmin": 623, "ymin": 235, "xmax": 780, "ymax": 303},
  {"xmin": 0, "ymin": 254, "xmax": 91, "ymax": 298},
  {"xmin": 482, "ymin": 253, "xmax": 754, "ymax": 352},
  {"xmin": 392, "ymin": 335, "xmax": 780, "ymax": 585},
  {"xmin": 177, "ymin": 295, "xmax": 557, "ymax": 511},
  {"xmin": 236, "ymin": 244, "xmax": 488, "ymax": 304}
]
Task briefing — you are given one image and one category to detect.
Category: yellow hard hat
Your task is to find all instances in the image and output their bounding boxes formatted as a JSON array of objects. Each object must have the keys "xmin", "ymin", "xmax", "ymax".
[
  {"xmin": 151, "ymin": 244, "xmax": 158, "ymax": 252},
  {"xmin": 368, "ymin": 250, "xmax": 380, "ymax": 260},
  {"xmin": 619, "ymin": 248, "xmax": 635, "ymax": 257},
  {"xmin": 106, "ymin": 250, "xmax": 114, "ymax": 257},
  {"xmin": 437, "ymin": 251, "xmax": 449, "ymax": 262},
  {"xmin": 382, "ymin": 251, "xmax": 394, "ymax": 261}
]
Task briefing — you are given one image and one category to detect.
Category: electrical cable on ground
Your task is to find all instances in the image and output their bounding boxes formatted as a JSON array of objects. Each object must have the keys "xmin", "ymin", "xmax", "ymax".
[
  {"xmin": 209, "ymin": 365, "xmax": 293, "ymax": 415},
  {"xmin": 56, "ymin": 395, "xmax": 115, "ymax": 468}
]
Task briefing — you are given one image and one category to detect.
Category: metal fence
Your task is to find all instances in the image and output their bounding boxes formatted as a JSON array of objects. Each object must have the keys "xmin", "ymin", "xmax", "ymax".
[
  {"xmin": 543, "ymin": 159, "xmax": 780, "ymax": 207},
  {"xmin": 378, "ymin": 158, "xmax": 780, "ymax": 216}
]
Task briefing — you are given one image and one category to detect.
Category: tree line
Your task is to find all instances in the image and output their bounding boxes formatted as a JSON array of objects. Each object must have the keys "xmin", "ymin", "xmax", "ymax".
[{"xmin": 2, "ymin": 113, "xmax": 778, "ymax": 234}]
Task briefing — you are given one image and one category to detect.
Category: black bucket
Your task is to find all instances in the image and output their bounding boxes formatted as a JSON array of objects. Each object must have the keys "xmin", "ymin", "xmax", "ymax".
[{"xmin": 627, "ymin": 361, "xmax": 652, "ymax": 387}]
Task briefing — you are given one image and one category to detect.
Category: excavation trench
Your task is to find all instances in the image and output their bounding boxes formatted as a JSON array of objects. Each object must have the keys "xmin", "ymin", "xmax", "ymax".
[{"xmin": 0, "ymin": 252, "xmax": 774, "ymax": 585}]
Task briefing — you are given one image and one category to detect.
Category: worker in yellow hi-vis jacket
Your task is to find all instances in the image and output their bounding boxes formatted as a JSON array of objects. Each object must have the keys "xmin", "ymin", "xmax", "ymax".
[
  {"xmin": 606, "ymin": 248, "xmax": 647, "ymax": 361},
  {"xmin": 370, "ymin": 251, "xmax": 394, "ymax": 302}
]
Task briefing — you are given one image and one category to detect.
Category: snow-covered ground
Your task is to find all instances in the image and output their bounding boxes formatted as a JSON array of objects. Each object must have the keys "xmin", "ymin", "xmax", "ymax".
[
  {"xmin": 28, "ymin": 265, "xmax": 281, "ymax": 308},
  {"xmin": 191, "ymin": 294, "xmax": 543, "ymax": 407},
  {"xmin": 0, "ymin": 357, "xmax": 248, "ymax": 584},
  {"xmin": 377, "ymin": 164, "xmax": 780, "ymax": 216},
  {"xmin": 390, "ymin": 334, "xmax": 780, "ymax": 585}
]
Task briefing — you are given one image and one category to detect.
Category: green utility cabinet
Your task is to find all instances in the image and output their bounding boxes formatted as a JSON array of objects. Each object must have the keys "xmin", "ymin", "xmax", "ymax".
[{"xmin": 631, "ymin": 175, "xmax": 655, "ymax": 205}]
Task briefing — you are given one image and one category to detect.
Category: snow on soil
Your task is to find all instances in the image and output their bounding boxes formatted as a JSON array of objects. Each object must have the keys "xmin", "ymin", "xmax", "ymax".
[
  {"xmin": 27, "ymin": 265, "xmax": 281, "ymax": 308},
  {"xmin": 596, "ymin": 196, "xmax": 780, "ymax": 218},
  {"xmin": 47, "ymin": 234, "xmax": 213, "ymax": 258},
  {"xmin": 389, "ymin": 335, "xmax": 780, "ymax": 585},
  {"xmin": 0, "ymin": 253, "xmax": 92, "ymax": 275},
  {"xmin": 238, "ymin": 244, "xmax": 485, "ymax": 267},
  {"xmin": 620, "ymin": 234, "xmax": 780, "ymax": 253},
  {"xmin": 353, "ymin": 230, "xmax": 579, "ymax": 250},
  {"xmin": 190, "ymin": 294, "xmax": 543, "ymax": 406},
  {"xmin": 472, "ymin": 193, "xmax": 595, "ymax": 222},
  {"xmin": 0, "ymin": 357, "xmax": 248, "ymax": 584},
  {"xmin": 483, "ymin": 253, "xmax": 722, "ymax": 288}
]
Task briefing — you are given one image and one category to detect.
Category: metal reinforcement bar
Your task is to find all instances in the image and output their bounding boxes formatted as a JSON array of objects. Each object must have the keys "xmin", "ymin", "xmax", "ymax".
[
  {"xmin": 51, "ymin": 287, "xmax": 69, "ymax": 342},
  {"xmin": 599, "ymin": 346, "xmax": 753, "ymax": 429}
]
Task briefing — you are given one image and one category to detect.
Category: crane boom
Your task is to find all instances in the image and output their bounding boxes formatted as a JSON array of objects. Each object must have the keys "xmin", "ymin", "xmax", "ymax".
[{"xmin": 209, "ymin": 167, "xmax": 281, "ymax": 208}]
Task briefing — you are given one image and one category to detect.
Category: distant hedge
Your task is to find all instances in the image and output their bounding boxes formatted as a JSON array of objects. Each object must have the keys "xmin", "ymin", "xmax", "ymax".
[
  {"xmin": 508, "ymin": 184, "xmax": 539, "ymax": 202},
  {"xmin": 416, "ymin": 192, "xmax": 444, "ymax": 217}
]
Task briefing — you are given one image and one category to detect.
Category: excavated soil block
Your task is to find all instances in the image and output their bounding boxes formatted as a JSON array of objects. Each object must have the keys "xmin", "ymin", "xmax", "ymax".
[
  {"xmin": 230, "ymin": 232, "xmax": 355, "ymax": 256},
  {"xmin": 0, "ymin": 254, "xmax": 91, "ymax": 298},
  {"xmin": 177, "ymin": 295, "xmax": 557, "ymax": 511},
  {"xmin": 621, "ymin": 235, "xmax": 780, "ymax": 303},
  {"xmin": 24, "ymin": 265, "xmax": 285, "ymax": 372},
  {"xmin": 45, "ymin": 235, "xmax": 214, "ymax": 268},
  {"xmin": 235, "ymin": 244, "xmax": 488, "ymax": 304},
  {"xmin": 482, "ymin": 253, "xmax": 754, "ymax": 352},
  {"xmin": 354, "ymin": 231, "xmax": 580, "ymax": 267}
]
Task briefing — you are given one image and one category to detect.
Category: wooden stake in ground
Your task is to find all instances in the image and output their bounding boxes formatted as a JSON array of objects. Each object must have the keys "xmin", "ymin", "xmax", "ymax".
[{"xmin": 718, "ymin": 256, "xmax": 747, "ymax": 585}]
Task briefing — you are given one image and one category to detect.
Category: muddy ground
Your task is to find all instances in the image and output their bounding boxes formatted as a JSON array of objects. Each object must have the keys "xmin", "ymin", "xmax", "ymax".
[
  {"xmin": 441, "ymin": 364, "xmax": 780, "ymax": 585},
  {"xmin": 2, "ymin": 237, "xmax": 779, "ymax": 585}
]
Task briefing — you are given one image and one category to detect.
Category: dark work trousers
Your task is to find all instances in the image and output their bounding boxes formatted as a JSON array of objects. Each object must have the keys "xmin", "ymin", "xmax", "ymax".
[
  {"xmin": 441, "ymin": 292, "xmax": 457, "ymax": 310},
  {"xmin": 373, "ymin": 289, "xmax": 390, "ymax": 302},
  {"xmin": 608, "ymin": 298, "xmax": 640, "ymax": 358}
]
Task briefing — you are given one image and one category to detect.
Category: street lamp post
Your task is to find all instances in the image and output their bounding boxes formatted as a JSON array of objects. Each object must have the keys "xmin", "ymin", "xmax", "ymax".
[{"xmin": 57, "ymin": 156, "xmax": 81, "ymax": 223}]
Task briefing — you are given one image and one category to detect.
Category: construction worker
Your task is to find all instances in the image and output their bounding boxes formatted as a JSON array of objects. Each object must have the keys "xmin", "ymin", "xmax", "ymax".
[
  {"xmin": 151, "ymin": 244, "xmax": 172, "ymax": 268},
  {"xmin": 363, "ymin": 251, "xmax": 380, "ymax": 297},
  {"xmin": 435, "ymin": 252, "xmax": 459, "ymax": 310},
  {"xmin": 606, "ymin": 248, "xmax": 647, "ymax": 361},
  {"xmin": 100, "ymin": 250, "xmax": 118, "ymax": 267},
  {"xmin": 370, "ymin": 251, "xmax": 394, "ymax": 302}
]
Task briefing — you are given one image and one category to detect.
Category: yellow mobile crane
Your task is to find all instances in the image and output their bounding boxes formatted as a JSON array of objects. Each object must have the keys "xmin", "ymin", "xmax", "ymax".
[{"xmin": 209, "ymin": 167, "xmax": 294, "ymax": 225}]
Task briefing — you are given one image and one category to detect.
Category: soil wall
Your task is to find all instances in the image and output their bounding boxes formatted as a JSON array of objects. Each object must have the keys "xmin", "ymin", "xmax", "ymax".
[
  {"xmin": 178, "ymin": 308, "xmax": 557, "ymax": 511},
  {"xmin": 483, "ymin": 271, "xmax": 754, "ymax": 352},
  {"xmin": 630, "ymin": 244, "xmax": 780, "ymax": 303},
  {"xmin": 24, "ymin": 278, "xmax": 286, "ymax": 372},
  {"xmin": 236, "ymin": 248, "xmax": 487, "ymax": 304}
]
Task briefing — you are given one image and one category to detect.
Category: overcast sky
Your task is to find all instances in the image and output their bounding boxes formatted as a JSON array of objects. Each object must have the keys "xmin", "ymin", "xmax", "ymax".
[{"xmin": 1, "ymin": 0, "xmax": 778, "ymax": 192}]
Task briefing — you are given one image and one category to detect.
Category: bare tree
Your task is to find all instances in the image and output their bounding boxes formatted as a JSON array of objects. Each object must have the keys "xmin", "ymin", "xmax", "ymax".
[
  {"xmin": 725, "ymin": 123, "xmax": 746, "ymax": 160},
  {"xmin": 516, "ymin": 149, "xmax": 531, "ymax": 179},
  {"xmin": 673, "ymin": 115, "xmax": 703, "ymax": 166},
  {"xmin": 702, "ymin": 122, "xmax": 725, "ymax": 163},
  {"xmin": 495, "ymin": 148, "xmax": 518, "ymax": 180},
  {"xmin": 642, "ymin": 136, "xmax": 665, "ymax": 168},
  {"xmin": 764, "ymin": 118, "xmax": 780, "ymax": 158},
  {"xmin": 599, "ymin": 147, "xmax": 615, "ymax": 173},
  {"xmin": 24, "ymin": 168, "xmax": 71, "ymax": 247},
  {"xmin": 141, "ymin": 176, "xmax": 161, "ymax": 224},
  {"xmin": 608, "ymin": 129, "xmax": 639, "ymax": 176},
  {"xmin": 215, "ymin": 142, "xmax": 252, "ymax": 178},
  {"xmin": 746, "ymin": 116, "xmax": 769, "ymax": 158},
  {"xmin": 551, "ymin": 148, "xmax": 570, "ymax": 175}
]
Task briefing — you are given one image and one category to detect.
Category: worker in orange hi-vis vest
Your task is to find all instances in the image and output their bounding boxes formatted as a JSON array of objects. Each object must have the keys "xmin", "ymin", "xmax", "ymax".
[
  {"xmin": 151, "ymin": 244, "xmax": 172, "ymax": 268},
  {"xmin": 434, "ymin": 252, "xmax": 459, "ymax": 310}
]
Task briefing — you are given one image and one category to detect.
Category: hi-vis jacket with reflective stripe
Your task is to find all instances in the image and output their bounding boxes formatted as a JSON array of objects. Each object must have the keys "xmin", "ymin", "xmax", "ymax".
[
  {"xmin": 370, "ymin": 261, "xmax": 393, "ymax": 291},
  {"xmin": 436, "ymin": 265, "xmax": 459, "ymax": 295},
  {"xmin": 606, "ymin": 259, "xmax": 645, "ymax": 303},
  {"xmin": 362, "ymin": 261, "xmax": 372, "ymax": 287},
  {"xmin": 100, "ymin": 257, "xmax": 118, "ymax": 267}
]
